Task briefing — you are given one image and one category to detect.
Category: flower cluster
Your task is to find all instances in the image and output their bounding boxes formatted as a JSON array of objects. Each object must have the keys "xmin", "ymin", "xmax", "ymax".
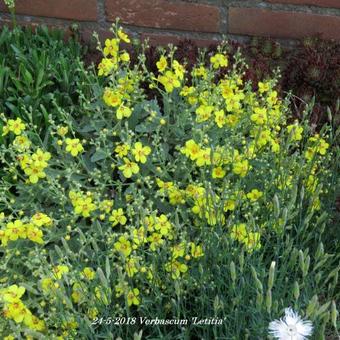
[
  {"xmin": 0, "ymin": 212, "xmax": 52, "ymax": 246},
  {"xmin": 19, "ymin": 149, "xmax": 51, "ymax": 184},
  {"xmin": 0, "ymin": 285, "xmax": 45, "ymax": 331}
]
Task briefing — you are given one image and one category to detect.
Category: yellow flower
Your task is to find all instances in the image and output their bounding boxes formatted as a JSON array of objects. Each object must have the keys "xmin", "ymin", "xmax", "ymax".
[
  {"xmin": 82, "ymin": 267, "xmax": 96, "ymax": 280},
  {"xmin": 195, "ymin": 148, "xmax": 211, "ymax": 167},
  {"xmin": 40, "ymin": 277, "xmax": 56, "ymax": 293},
  {"xmin": 168, "ymin": 186, "xmax": 185, "ymax": 205},
  {"xmin": 132, "ymin": 142, "xmax": 151, "ymax": 163},
  {"xmin": 115, "ymin": 281, "xmax": 128, "ymax": 298},
  {"xmin": 230, "ymin": 223, "xmax": 247, "ymax": 242},
  {"xmin": 246, "ymin": 189, "xmax": 263, "ymax": 202},
  {"xmin": 158, "ymin": 71, "xmax": 180, "ymax": 93},
  {"xmin": 31, "ymin": 148, "xmax": 51, "ymax": 168},
  {"xmin": 142, "ymin": 216, "xmax": 156, "ymax": 231},
  {"xmin": 13, "ymin": 135, "xmax": 31, "ymax": 151},
  {"xmin": 1, "ymin": 285, "xmax": 26, "ymax": 303},
  {"xmin": 212, "ymin": 166, "xmax": 225, "ymax": 179},
  {"xmin": 52, "ymin": 265, "xmax": 69, "ymax": 280},
  {"xmin": 147, "ymin": 232, "xmax": 164, "ymax": 251},
  {"xmin": 180, "ymin": 86, "xmax": 195, "ymax": 97},
  {"xmin": 117, "ymin": 105, "xmax": 132, "ymax": 120},
  {"xmin": 126, "ymin": 257, "xmax": 139, "ymax": 277},
  {"xmin": 251, "ymin": 107, "xmax": 267, "ymax": 125},
  {"xmin": 258, "ymin": 81, "xmax": 270, "ymax": 93},
  {"xmin": 165, "ymin": 260, "xmax": 188, "ymax": 279},
  {"xmin": 109, "ymin": 208, "xmax": 127, "ymax": 227},
  {"xmin": 118, "ymin": 28, "xmax": 130, "ymax": 43},
  {"xmin": 115, "ymin": 143, "xmax": 130, "ymax": 157},
  {"xmin": 3, "ymin": 118, "xmax": 26, "ymax": 136},
  {"xmin": 214, "ymin": 109, "xmax": 226, "ymax": 128},
  {"xmin": 190, "ymin": 243, "xmax": 204, "ymax": 258},
  {"xmin": 287, "ymin": 123, "xmax": 303, "ymax": 141},
  {"xmin": 225, "ymin": 114, "xmax": 239, "ymax": 127},
  {"xmin": 87, "ymin": 307, "xmax": 98, "ymax": 319},
  {"xmin": 186, "ymin": 184, "xmax": 205, "ymax": 200},
  {"xmin": 26, "ymin": 224, "xmax": 44, "ymax": 244},
  {"xmin": 114, "ymin": 236, "xmax": 132, "ymax": 257},
  {"xmin": 243, "ymin": 232, "xmax": 261, "ymax": 252},
  {"xmin": 192, "ymin": 65, "xmax": 207, "ymax": 78},
  {"xmin": 24, "ymin": 162, "xmax": 46, "ymax": 184},
  {"xmin": 154, "ymin": 214, "xmax": 171, "ymax": 236},
  {"xmin": 270, "ymin": 139, "xmax": 280, "ymax": 153},
  {"xmin": 65, "ymin": 138, "xmax": 84, "ymax": 157},
  {"xmin": 196, "ymin": 105, "xmax": 214, "ymax": 122},
  {"xmin": 309, "ymin": 135, "xmax": 329, "ymax": 155},
  {"xmin": 305, "ymin": 136, "xmax": 329, "ymax": 161},
  {"xmin": 210, "ymin": 53, "xmax": 228, "ymax": 69},
  {"xmin": 132, "ymin": 226, "xmax": 147, "ymax": 245},
  {"xmin": 156, "ymin": 178, "xmax": 174, "ymax": 191},
  {"xmin": 3, "ymin": 300, "xmax": 30, "ymax": 323},
  {"xmin": 31, "ymin": 212, "xmax": 52, "ymax": 227},
  {"xmin": 57, "ymin": 126, "xmax": 69, "ymax": 136},
  {"xmin": 233, "ymin": 159, "xmax": 250, "ymax": 177},
  {"xmin": 181, "ymin": 139, "xmax": 201, "ymax": 161},
  {"xmin": 126, "ymin": 288, "xmax": 140, "ymax": 306},
  {"xmin": 171, "ymin": 243, "xmax": 186, "ymax": 259},
  {"xmin": 71, "ymin": 282, "xmax": 84, "ymax": 304},
  {"xmin": 316, "ymin": 138, "xmax": 329, "ymax": 155},
  {"xmin": 305, "ymin": 147, "xmax": 315, "ymax": 161},
  {"xmin": 119, "ymin": 158, "xmax": 139, "ymax": 178},
  {"xmin": 267, "ymin": 90, "xmax": 278, "ymax": 106},
  {"xmin": 118, "ymin": 76, "xmax": 134, "ymax": 93},
  {"xmin": 156, "ymin": 56, "xmax": 168, "ymax": 73},
  {"xmin": 103, "ymin": 88, "xmax": 122, "ymax": 107},
  {"xmin": 18, "ymin": 154, "xmax": 30, "ymax": 170},
  {"xmin": 99, "ymin": 199, "xmax": 114, "ymax": 213},
  {"xmin": 98, "ymin": 57, "xmax": 116, "ymax": 76},
  {"xmin": 220, "ymin": 82, "xmax": 234, "ymax": 99},
  {"xmin": 172, "ymin": 60, "xmax": 185, "ymax": 80},
  {"xmin": 120, "ymin": 51, "xmax": 130, "ymax": 62},
  {"xmin": 24, "ymin": 314, "xmax": 45, "ymax": 331},
  {"xmin": 62, "ymin": 317, "xmax": 79, "ymax": 330},
  {"xmin": 103, "ymin": 38, "xmax": 119, "ymax": 57},
  {"xmin": 5, "ymin": 220, "xmax": 26, "ymax": 241},
  {"xmin": 225, "ymin": 93, "xmax": 243, "ymax": 112},
  {"xmin": 78, "ymin": 198, "xmax": 96, "ymax": 218}
]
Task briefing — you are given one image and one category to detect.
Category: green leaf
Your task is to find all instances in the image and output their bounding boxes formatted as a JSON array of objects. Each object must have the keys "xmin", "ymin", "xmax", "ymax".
[{"xmin": 90, "ymin": 150, "xmax": 107, "ymax": 162}]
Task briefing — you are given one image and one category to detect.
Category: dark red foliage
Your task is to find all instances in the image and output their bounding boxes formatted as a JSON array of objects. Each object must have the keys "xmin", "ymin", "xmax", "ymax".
[{"xmin": 282, "ymin": 36, "xmax": 340, "ymax": 127}]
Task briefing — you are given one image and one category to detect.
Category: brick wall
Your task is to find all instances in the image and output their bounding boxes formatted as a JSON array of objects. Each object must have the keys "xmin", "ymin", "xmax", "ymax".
[{"xmin": 0, "ymin": 0, "xmax": 339, "ymax": 46}]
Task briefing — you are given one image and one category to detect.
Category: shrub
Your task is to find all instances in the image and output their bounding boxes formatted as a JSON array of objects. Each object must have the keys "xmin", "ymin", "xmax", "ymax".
[{"xmin": 0, "ymin": 25, "xmax": 339, "ymax": 339}]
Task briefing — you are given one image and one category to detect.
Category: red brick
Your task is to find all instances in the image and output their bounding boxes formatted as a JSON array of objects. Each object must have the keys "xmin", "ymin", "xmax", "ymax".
[
  {"xmin": 228, "ymin": 7, "xmax": 340, "ymax": 40},
  {"xmin": 141, "ymin": 33, "xmax": 219, "ymax": 47},
  {"xmin": 0, "ymin": 0, "xmax": 98, "ymax": 21},
  {"xmin": 105, "ymin": 0, "xmax": 220, "ymax": 33},
  {"xmin": 267, "ymin": 0, "xmax": 340, "ymax": 9},
  {"xmin": 0, "ymin": 17, "xmax": 74, "ymax": 38}
]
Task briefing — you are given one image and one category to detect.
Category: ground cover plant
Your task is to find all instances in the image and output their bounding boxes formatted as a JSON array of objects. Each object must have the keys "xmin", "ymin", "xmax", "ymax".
[
  {"xmin": 0, "ymin": 25, "xmax": 97, "ymax": 140},
  {"xmin": 0, "ymin": 23, "xmax": 339, "ymax": 339}
]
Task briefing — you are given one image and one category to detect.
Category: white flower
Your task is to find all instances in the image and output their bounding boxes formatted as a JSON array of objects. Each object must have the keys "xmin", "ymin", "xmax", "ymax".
[{"xmin": 269, "ymin": 307, "xmax": 313, "ymax": 340}]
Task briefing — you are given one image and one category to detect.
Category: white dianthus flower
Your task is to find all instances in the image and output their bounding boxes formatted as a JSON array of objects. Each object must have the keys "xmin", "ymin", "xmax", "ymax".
[{"xmin": 269, "ymin": 307, "xmax": 313, "ymax": 340}]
